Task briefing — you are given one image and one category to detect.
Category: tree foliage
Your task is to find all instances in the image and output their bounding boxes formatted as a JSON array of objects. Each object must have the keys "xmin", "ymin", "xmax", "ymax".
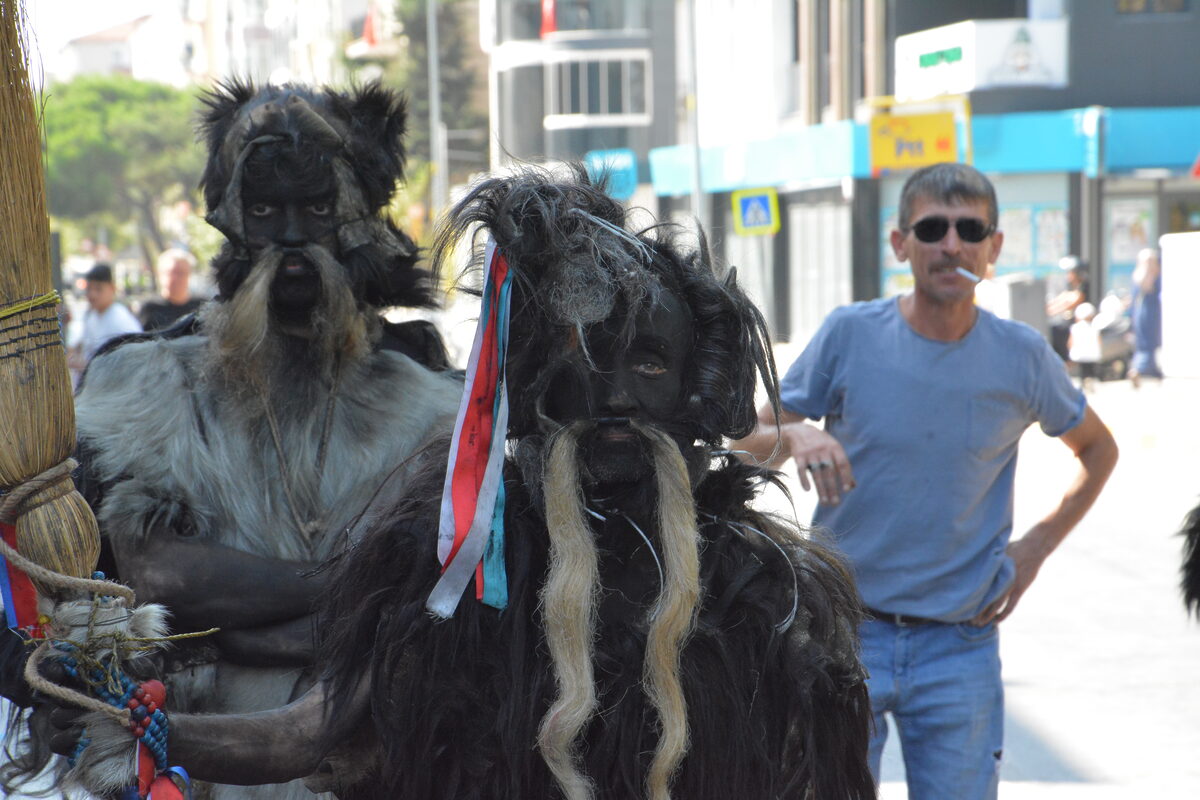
[
  {"xmin": 387, "ymin": 0, "xmax": 489, "ymax": 185},
  {"xmin": 42, "ymin": 74, "xmax": 204, "ymax": 274}
]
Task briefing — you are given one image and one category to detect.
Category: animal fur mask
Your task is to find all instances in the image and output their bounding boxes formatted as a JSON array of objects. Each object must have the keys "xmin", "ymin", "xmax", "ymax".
[
  {"xmin": 197, "ymin": 80, "xmax": 432, "ymax": 309},
  {"xmin": 430, "ymin": 165, "xmax": 783, "ymax": 799},
  {"xmin": 431, "ymin": 164, "xmax": 779, "ymax": 446}
]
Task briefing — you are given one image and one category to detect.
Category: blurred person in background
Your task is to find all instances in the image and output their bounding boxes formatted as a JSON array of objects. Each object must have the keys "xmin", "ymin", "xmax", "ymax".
[
  {"xmin": 66, "ymin": 262, "xmax": 142, "ymax": 378},
  {"xmin": 1129, "ymin": 247, "xmax": 1163, "ymax": 387},
  {"xmin": 734, "ymin": 162, "xmax": 1118, "ymax": 800},
  {"xmin": 138, "ymin": 248, "xmax": 204, "ymax": 331},
  {"xmin": 1068, "ymin": 301, "xmax": 1101, "ymax": 393},
  {"xmin": 1047, "ymin": 255, "xmax": 1091, "ymax": 361}
]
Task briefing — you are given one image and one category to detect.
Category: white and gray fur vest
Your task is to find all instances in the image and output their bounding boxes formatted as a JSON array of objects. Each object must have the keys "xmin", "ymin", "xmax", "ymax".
[{"xmin": 74, "ymin": 334, "xmax": 461, "ymax": 799}]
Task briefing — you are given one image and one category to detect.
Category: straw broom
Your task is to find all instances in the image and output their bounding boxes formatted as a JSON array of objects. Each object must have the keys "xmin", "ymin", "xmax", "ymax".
[
  {"xmin": 0, "ymin": 20, "xmax": 220, "ymax": 793},
  {"xmin": 0, "ymin": 0, "xmax": 115, "ymax": 597},
  {"xmin": 0, "ymin": 1, "xmax": 185, "ymax": 741}
]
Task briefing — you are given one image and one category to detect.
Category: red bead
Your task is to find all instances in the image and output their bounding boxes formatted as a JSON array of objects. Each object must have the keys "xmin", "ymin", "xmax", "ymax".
[
  {"xmin": 146, "ymin": 701, "xmax": 157, "ymax": 714},
  {"xmin": 127, "ymin": 697, "xmax": 140, "ymax": 709},
  {"xmin": 141, "ymin": 680, "xmax": 167, "ymax": 707},
  {"xmin": 134, "ymin": 687, "xmax": 146, "ymax": 699}
]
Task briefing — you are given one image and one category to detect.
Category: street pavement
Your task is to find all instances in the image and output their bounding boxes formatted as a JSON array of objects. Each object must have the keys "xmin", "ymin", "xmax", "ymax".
[{"xmin": 758, "ymin": 372, "xmax": 1200, "ymax": 798}]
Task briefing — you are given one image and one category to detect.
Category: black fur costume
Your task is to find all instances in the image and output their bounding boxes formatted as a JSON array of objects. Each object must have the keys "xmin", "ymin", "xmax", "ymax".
[
  {"xmin": 1182, "ymin": 502, "xmax": 1200, "ymax": 615},
  {"xmin": 315, "ymin": 168, "xmax": 874, "ymax": 799},
  {"xmin": 1, "ymin": 81, "xmax": 464, "ymax": 800}
]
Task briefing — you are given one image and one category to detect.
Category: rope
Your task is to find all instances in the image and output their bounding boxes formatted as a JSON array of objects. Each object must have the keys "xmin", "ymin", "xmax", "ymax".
[
  {"xmin": 0, "ymin": 291, "xmax": 60, "ymax": 321},
  {"xmin": 0, "ymin": 535, "xmax": 135, "ymax": 603},
  {"xmin": 0, "ymin": 458, "xmax": 134, "ymax": 603},
  {"xmin": 0, "ymin": 457, "xmax": 77, "ymax": 524},
  {"xmin": 21, "ymin": 611, "xmax": 219, "ymax": 725},
  {"xmin": 23, "ymin": 640, "xmax": 127, "ymax": 722},
  {"xmin": 0, "ymin": 458, "xmax": 134, "ymax": 602}
]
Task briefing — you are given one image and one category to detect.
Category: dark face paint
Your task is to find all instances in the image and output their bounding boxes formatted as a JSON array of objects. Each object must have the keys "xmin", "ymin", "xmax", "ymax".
[
  {"xmin": 241, "ymin": 171, "xmax": 339, "ymax": 321},
  {"xmin": 547, "ymin": 289, "xmax": 693, "ymax": 485}
]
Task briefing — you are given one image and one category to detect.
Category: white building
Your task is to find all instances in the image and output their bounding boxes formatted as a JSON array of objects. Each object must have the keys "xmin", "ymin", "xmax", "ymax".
[{"xmin": 49, "ymin": 0, "xmax": 366, "ymax": 88}]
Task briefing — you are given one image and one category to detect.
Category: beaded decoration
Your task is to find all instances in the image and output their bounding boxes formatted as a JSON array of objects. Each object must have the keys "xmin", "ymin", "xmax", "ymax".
[{"xmin": 49, "ymin": 572, "xmax": 191, "ymax": 799}]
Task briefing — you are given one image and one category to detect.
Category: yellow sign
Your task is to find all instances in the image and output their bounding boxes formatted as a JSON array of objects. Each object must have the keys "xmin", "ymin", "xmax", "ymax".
[
  {"xmin": 731, "ymin": 188, "xmax": 780, "ymax": 236},
  {"xmin": 870, "ymin": 112, "xmax": 959, "ymax": 175}
]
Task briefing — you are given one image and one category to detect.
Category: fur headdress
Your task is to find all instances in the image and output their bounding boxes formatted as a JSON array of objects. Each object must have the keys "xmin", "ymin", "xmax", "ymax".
[
  {"xmin": 196, "ymin": 80, "xmax": 432, "ymax": 309},
  {"xmin": 431, "ymin": 164, "xmax": 780, "ymax": 444}
]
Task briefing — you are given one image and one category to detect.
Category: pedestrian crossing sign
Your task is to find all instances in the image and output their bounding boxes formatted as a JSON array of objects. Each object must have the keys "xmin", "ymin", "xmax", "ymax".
[{"xmin": 731, "ymin": 188, "xmax": 780, "ymax": 236}]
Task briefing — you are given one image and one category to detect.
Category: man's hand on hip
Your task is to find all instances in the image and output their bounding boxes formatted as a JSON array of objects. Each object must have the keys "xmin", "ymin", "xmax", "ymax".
[
  {"xmin": 971, "ymin": 533, "xmax": 1051, "ymax": 625},
  {"xmin": 780, "ymin": 421, "xmax": 856, "ymax": 506}
]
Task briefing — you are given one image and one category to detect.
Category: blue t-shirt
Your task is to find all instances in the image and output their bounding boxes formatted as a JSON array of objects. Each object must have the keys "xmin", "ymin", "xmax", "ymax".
[{"xmin": 780, "ymin": 297, "xmax": 1086, "ymax": 622}]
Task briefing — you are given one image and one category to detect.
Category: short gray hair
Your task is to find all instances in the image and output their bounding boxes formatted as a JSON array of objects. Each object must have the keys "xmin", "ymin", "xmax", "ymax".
[
  {"xmin": 898, "ymin": 163, "xmax": 998, "ymax": 230},
  {"xmin": 156, "ymin": 247, "xmax": 196, "ymax": 273}
]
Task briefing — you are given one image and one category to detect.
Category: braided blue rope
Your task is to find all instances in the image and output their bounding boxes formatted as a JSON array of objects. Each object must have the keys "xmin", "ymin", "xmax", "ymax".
[
  {"xmin": 56, "ymin": 648, "xmax": 169, "ymax": 771},
  {"xmin": 54, "ymin": 571, "xmax": 171, "ymax": 774}
]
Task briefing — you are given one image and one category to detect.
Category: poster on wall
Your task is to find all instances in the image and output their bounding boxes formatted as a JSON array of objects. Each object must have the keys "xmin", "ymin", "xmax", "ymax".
[
  {"xmin": 1106, "ymin": 197, "xmax": 1155, "ymax": 294},
  {"xmin": 1034, "ymin": 207, "xmax": 1069, "ymax": 267},
  {"xmin": 879, "ymin": 210, "xmax": 912, "ymax": 297},
  {"xmin": 996, "ymin": 207, "xmax": 1033, "ymax": 270}
]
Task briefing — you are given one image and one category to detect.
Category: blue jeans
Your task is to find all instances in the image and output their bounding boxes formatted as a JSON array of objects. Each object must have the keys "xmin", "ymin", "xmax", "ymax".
[{"xmin": 860, "ymin": 617, "xmax": 1003, "ymax": 800}]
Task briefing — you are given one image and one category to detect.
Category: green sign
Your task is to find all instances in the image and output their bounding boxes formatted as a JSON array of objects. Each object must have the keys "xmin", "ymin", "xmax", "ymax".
[{"xmin": 919, "ymin": 46, "xmax": 963, "ymax": 68}]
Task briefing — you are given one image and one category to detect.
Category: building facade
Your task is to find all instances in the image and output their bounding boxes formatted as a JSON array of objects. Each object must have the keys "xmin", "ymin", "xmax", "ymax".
[{"xmin": 642, "ymin": 0, "xmax": 1200, "ymax": 344}]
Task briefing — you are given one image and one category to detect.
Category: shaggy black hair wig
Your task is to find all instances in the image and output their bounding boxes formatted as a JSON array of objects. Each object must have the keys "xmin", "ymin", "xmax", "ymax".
[
  {"xmin": 316, "ymin": 450, "xmax": 874, "ymax": 800},
  {"xmin": 312, "ymin": 166, "xmax": 873, "ymax": 799},
  {"xmin": 195, "ymin": 79, "xmax": 435, "ymax": 309},
  {"xmin": 198, "ymin": 79, "xmax": 408, "ymax": 215},
  {"xmin": 1183, "ymin": 501, "xmax": 1200, "ymax": 616},
  {"xmin": 431, "ymin": 164, "xmax": 780, "ymax": 444}
]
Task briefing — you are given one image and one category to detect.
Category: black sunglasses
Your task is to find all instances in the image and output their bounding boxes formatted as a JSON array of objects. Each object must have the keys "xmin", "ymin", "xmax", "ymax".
[{"xmin": 907, "ymin": 216, "xmax": 995, "ymax": 244}]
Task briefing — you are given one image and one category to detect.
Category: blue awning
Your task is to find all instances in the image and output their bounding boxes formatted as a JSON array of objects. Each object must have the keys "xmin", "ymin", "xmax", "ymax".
[{"xmin": 647, "ymin": 105, "xmax": 1200, "ymax": 196}]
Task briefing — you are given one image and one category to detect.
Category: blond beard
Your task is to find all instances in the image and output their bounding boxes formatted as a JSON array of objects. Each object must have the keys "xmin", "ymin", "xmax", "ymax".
[
  {"xmin": 200, "ymin": 244, "xmax": 375, "ymax": 405},
  {"xmin": 537, "ymin": 420, "xmax": 701, "ymax": 800}
]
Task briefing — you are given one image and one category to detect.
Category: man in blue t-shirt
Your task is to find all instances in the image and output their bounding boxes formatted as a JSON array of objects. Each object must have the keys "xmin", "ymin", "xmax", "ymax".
[{"xmin": 734, "ymin": 162, "xmax": 1118, "ymax": 800}]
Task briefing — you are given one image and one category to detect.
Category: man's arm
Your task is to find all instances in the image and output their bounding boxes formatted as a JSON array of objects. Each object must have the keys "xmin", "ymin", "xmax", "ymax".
[
  {"xmin": 214, "ymin": 615, "xmax": 316, "ymax": 667},
  {"xmin": 111, "ymin": 535, "xmax": 327, "ymax": 632},
  {"xmin": 167, "ymin": 681, "xmax": 355, "ymax": 785},
  {"xmin": 1046, "ymin": 288, "xmax": 1083, "ymax": 318},
  {"xmin": 53, "ymin": 678, "xmax": 366, "ymax": 789},
  {"xmin": 731, "ymin": 403, "xmax": 856, "ymax": 506},
  {"xmin": 973, "ymin": 405, "xmax": 1118, "ymax": 625}
]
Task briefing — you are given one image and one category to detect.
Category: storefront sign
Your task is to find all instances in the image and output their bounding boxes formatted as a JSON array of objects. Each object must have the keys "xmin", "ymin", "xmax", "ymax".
[
  {"xmin": 895, "ymin": 19, "xmax": 1068, "ymax": 102},
  {"xmin": 869, "ymin": 112, "xmax": 958, "ymax": 175}
]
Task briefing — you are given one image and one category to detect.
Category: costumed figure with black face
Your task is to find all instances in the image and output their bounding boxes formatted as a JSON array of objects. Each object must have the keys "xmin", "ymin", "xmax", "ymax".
[
  {"xmin": 50, "ymin": 166, "xmax": 874, "ymax": 799},
  {"xmin": 2, "ymin": 81, "xmax": 462, "ymax": 800}
]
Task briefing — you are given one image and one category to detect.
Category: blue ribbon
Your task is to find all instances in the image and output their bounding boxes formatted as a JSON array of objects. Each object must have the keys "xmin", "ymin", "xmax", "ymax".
[{"xmin": 480, "ymin": 262, "xmax": 513, "ymax": 610}]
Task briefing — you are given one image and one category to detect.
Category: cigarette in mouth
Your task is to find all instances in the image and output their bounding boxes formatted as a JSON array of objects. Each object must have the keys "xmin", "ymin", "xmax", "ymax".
[{"xmin": 955, "ymin": 267, "xmax": 982, "ymax": 283}]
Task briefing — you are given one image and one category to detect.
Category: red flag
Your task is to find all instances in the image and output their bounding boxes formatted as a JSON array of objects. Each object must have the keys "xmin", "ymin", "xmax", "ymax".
[
  {"xmin": 363, "ymin": 2, "xmax": 379, "ymax": 47},
  {"xmin": 540, "ymin": 0, "xmax": 557, "ymax": 37}
]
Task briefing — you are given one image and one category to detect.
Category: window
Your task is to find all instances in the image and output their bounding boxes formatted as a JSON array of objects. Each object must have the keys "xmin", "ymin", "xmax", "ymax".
[
  {"xmin": 544, "ymin": 50, "xmax": 651, "ymax": 129},
  {"xmin": 552, "ymin": 0, "xmax": 649, "ymax": 32}
]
